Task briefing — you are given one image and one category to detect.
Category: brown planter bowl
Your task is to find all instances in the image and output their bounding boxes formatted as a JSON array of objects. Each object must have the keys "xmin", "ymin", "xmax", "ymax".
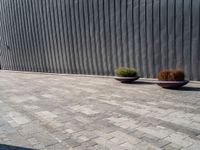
[
  {"xmin": 155, "ymin": 80, "xmax": 189, "ymax": 89},
  {"xmin": 114, "ymin": 76, "xmax": 140, "ymax": 83}
]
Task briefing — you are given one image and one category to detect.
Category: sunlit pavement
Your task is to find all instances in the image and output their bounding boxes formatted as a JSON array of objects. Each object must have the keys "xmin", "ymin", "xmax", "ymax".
[{"xmin": 0, "ymin": 71, "xmax": 200, "ymax": 150}]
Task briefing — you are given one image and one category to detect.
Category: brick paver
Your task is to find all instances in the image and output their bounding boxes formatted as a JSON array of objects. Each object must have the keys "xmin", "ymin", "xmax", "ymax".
[{"xmin": 0, "ymin": 71, "xmax": 200, "ymax": 150}]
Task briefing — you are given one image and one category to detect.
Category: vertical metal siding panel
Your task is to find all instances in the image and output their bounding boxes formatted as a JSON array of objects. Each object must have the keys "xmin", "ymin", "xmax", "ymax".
[
  {"xmin": 191, "ymin": 0, "xmax": 200, "ymax": 80},
  {"xmin": 133, "ymin": 0, "xmax": 142, "ymax": 75},
  {"xmin": 115, "ymin": 0, "xmax": 123, "ymax": 67},
  {"xmin": 19, "ymin": 0, "xmax": 32, "ymax": 71},
  {"xmin": 9, "ymin": 0, "xmax": 19, "ymax": 70},
  {"xmin": 49, "ymin": 0, "xmax": 58, "ymax": 72},
  {"xmin": 22, "ymin": 0, "xmax": 35, "ymax": 71},
  {"xmin": 58, "ymin": 0, "xmax": 68, "ymax": 73},
  {"xmin": 49, "ymin": 0, "xmax": 58, "ymax": 73},
  {"xmin": 84, "ymin": 1, "xmax": 95, "ymax": 74},
  {"xmin": 160, "ymin": 0, "xmax": 168, "ymax": 70},
  {"xmin": 40, "ymin": 0, "xmax": 52, "ymax": 72},
  {"xmin": 146, "ymin": 0, "xmax": 154, "ymax": 78},
  {"xmin": 57, "ymin": 0, "xmax": 67, "ymax": 73},
  {"xmin": 0, "ymin": 0, "xmax": 6, "ymax": 69},
  {"xmin": 0, "ymin": 0, "xmax": 9, "ymax": 69},
  {"xmin": 61, "ymin": 0, "xmax": 72, "ymax": 73},
  {"xmin": 69, "ymin": 0, "xmax": 81, "ymax": 74},
  {"xmin": 5, "ymin": 0, "xmax": 14, "ymax": 70},
  {"xmin": 168, "ymin": 0, "xmax": 176, "ymax": 69},
  {"xmin": 93, "ymin": 0, "xmax": 104, "ymax": 75},
  {"xmin": 74, "ymin": 0, "xmax": 85, "ymax": 74},
  {"xmin": 49, "ymin": 0, "xmax": 61, "ymax": 73},
  {"xmin": 1, "ymin": 2, "xmax": 6, "ymax": 68},
  {"xmin": 52, "ymin": 0, "xmax": 64, "ymax": 73},
  {"xmin": 2, "ymin": 0, "xmax": 11, "ymax": 69},
  {"xmin": 50, "ymin": 0, "xmax": 61, "ymax": 73},
  {"xmin": 17, "ymin": 0, "xmax": 27, "ymax": 71},
  {"xmin": 66, "ymin": 0, "xmax": 77, "ymax": 74},
  {"xmin": 25, "ymin": 0, "xmax": 39, "ymax": 71},
  {"xmin": 175, "ymin": 0, "xmax": 184, "ymax": 70},
  {"xmin": 12, "ymin": 0, "xmax": 23, "ymax": 70},
  {"xmin": 0, "ymin": 1, "xmax": 3, "ymax": 68},
  {"xmin": 78, "ymin": 0, "xmax": 89, "ymax": 74},
  {"xmin": 12, "ymin": 1, "xmax": 21, "ymax": 70},
  {"xmin": 17, "ymin": 0, "xmax": 28, "ymax": 71},
  {"xmin": 140, "ymin": 0, "xmax": 148, "ymax": 77},
  {"xmin": 82, "ymin": 0, "xmax": 92, "ymax": 74},
  {"xmin": 31, "ymin": 0, "xmax": 44, "ymax": 72},
  {"xmin": 127, "ymin": 0, "xmax": 135, "ymax": 68},
  {"xmin": 121, "ymin": 0, "xmax": 129, "ymax": 67},
  {"xmin": 153, "ymin": 0, "xmax": 161, "ymax": 76},
  {"xmin": 28, "ymin": 0, "xmax": 38, "ymax": 71},
  {"xmin": 45, "ymin": 0, "xmax": 56, "ymax": 72},
  {"xmin": 83, "ymin": 0, "xmax": 94, "ymax": 74},
  {"xmin": 3, "ymin": 1, "xmax": 10, "ymax": 69},
  {"xmin": 28, "ymin": 0, "xmax": 41, "ymax": 71},
  {"xmin": 199, "ymin": 1, "xmax": 200, "ymax": 80},
  {"xmin": 9, "ymin": 0, "xmax": 21, "ymax": 70},
  {"xmin": 88, "ymin": 0, "xmax": 99, "ymax": 75},
  {"xmin": 104, "ymin": 0, "xmax": 113, "ymax": 75},
  {"xmin": 99, "ymin": 0, "xmax": 108, "ymax": 75},
  {"xmin": 92, "ymin": 0, "xmax": 101, "ymax": 75},
  {"xmin": 37, "ymin": 0, "xmax": 48, "ymax": 72},
  {"xmin": 110, "ymin": 0, "xmax": 118, "ymax": 70},
  {"xmin": 65, "ymin": 0, "xmax": 76, "ymax": 73},
  {"xmin": 183, "ymin": 0, "xmax": 192, "ymax": 79},
  {"xmin": 0, "ymin": 43, "xmax": 5, "ymax": 68},
  {"xmin": 45, "ymin": 0, "xmax": 55, "ymax": 73},
  {"xmin": 8, "ymin": 0, "xmax": 18, "ymax": 70}
]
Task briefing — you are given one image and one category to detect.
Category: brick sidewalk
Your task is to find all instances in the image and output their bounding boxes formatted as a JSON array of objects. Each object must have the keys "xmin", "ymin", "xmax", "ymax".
[{"xmin": 0, "ymin": 71, "xmax": 200, "ymax": 150}]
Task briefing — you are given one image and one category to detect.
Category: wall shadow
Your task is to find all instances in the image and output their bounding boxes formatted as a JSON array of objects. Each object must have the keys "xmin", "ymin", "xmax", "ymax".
[{"xmin": 0, "ymin": 144, "xmax": 35, "ymax": 150}]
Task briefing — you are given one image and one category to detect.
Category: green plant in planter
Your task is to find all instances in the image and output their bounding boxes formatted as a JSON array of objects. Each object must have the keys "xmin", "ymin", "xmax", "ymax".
[
  {"xmin": 115, "ymin": 67, "xmax": 138, "ymax": 77},
  {"xmin": 158, "ymin": 69, "xmax": 185, "ymax": 81}
]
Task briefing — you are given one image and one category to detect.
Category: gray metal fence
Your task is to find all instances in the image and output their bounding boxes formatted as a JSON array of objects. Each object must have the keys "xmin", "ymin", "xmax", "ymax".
[{"xmin": 0, "ymin": 0, "xmax": 200, "ymax": 80}]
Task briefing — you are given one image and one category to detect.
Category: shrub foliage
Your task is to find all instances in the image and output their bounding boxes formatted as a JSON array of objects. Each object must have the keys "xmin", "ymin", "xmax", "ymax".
[
  {"xmin": 115, "ymin": 67, "xmax": 138, "ymax": 77},
  {"xmin": 158, "ymin": 69, "xmax": 185, "ymax": 81}
]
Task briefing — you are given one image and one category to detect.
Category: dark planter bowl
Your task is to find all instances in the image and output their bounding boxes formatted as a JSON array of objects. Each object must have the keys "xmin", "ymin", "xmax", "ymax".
[
  {"xmin": 155, "ymin": 80, "xmax": 189, "ymax": 89},
  {"xmin": 114, "ymin": 76, "xmax": 140, "ymax": 83}
]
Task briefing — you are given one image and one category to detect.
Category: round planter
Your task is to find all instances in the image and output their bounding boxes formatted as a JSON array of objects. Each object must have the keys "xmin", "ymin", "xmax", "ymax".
[
  {"xmin": 155, "ymin": 80, "xmax": 189, "ymax": 89},
  {"xmin": 114, "ymin": 76, "xmax": 140, "ymax": 83}
]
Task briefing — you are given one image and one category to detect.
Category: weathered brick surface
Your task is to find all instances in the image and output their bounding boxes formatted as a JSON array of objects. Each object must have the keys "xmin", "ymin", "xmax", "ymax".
[{"xmin": 0, "ymin": 71, "xmax": 200, "ymax": 149}]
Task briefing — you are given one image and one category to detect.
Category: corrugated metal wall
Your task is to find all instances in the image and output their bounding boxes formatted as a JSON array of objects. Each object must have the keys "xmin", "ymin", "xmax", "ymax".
[{"xmin": 0, "ymin": 0, "xmax": 200, "ymax": 80}]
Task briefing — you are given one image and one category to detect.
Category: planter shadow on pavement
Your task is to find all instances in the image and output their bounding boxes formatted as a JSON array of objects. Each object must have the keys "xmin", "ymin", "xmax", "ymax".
[
  {"xmin": 0, "ymin": 144, "xmax": 34, "ymax": 150},
  {"xmin": 119, "ymin": 81, "xmax": 155, "ymax": 85},
  {"xmin": 176, "ymin": 86, "xmax": 200, "ymax": 91},
  {"xmin": 132, "ymin": 81, "xmax": 155, "ymax": 85}
]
